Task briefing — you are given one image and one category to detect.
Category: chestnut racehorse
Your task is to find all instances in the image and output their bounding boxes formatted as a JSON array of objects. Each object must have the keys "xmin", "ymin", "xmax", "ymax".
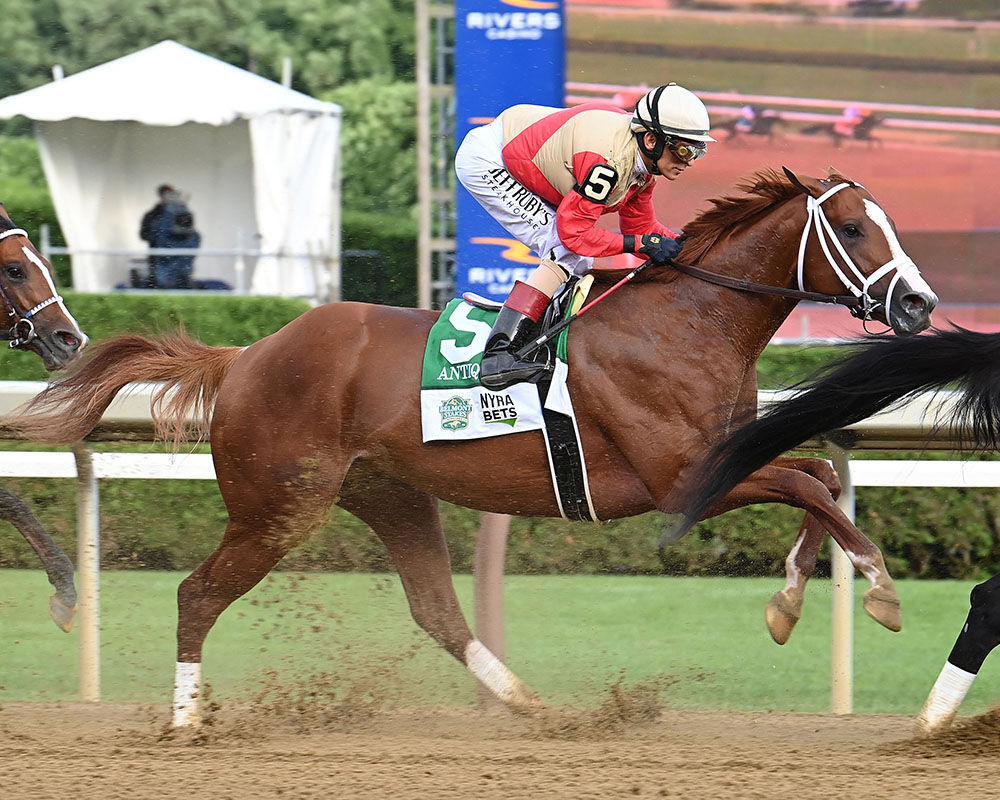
[
  {"xmin": 0, "ymin": 204, "xmax": 88, "ymax": 630},
  {"xmin": 6, "ymin": 168, "xmax": 938, "ymax": 725},
  {"xmin": 668, "ymin": 326, "xmax": 1000, "ymax": 736}
]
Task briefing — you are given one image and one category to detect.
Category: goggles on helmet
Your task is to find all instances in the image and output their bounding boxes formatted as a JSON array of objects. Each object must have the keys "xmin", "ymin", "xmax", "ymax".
[{"xmin": 666, "ymin": 138, "xmax": 707, "ymax": 164}]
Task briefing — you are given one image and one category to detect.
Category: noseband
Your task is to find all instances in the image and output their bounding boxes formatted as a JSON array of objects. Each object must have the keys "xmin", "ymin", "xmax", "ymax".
[{"xmin": 0, "ymin": 227, "xmax": 65, "ymax": 349}]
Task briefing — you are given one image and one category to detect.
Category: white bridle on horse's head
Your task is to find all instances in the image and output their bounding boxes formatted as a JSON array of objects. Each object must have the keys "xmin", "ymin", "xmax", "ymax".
[
  {"xmin": 795, "ymin": 181, "xmax": 927, "ymax": 324},
  {"xmin": 0, "ymin": 226, "xmax": 76, "ymax": 348}
]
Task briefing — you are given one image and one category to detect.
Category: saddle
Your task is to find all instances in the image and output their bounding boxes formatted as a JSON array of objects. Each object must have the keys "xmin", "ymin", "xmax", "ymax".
[{"xmin": 462, "ymin": 275, "xmax": 585, "ymax": 377}]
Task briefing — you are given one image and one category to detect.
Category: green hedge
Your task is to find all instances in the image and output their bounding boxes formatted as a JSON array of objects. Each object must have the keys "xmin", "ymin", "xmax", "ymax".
[
  {"xmin": 1, "ymin": 292, "xmax": 312, "ymax": 381},
  {"xmin": 5, "ymin": 456, "xmax": 1000, "ymax": 581}
]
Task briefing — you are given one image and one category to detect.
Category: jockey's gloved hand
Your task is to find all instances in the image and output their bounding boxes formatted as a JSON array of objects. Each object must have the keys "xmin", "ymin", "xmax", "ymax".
[{"xmin": 637, "ymin": 233, "xmax": 681, "ymax": 264}]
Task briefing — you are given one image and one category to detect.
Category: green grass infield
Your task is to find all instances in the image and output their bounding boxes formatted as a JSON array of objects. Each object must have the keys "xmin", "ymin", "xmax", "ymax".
[{"xmin": 2, "ymin": 570, "xmax": 999, "ymax": 719}]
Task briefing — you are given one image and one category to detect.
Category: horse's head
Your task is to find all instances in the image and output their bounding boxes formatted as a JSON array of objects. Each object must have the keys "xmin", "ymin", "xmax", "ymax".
[
  {"xmin": 783, "ymin": 166, "xmax": 937, "ymax": 335},
  {"xmin": 0, "ymin": 204, "xmax": 88, "ymax": 370}
]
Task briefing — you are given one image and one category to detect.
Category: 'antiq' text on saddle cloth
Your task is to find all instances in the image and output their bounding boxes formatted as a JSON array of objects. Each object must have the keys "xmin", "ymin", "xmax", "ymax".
[{"xmin": 420, "ymin": 293, "xmax": 599, "ymax": 522}]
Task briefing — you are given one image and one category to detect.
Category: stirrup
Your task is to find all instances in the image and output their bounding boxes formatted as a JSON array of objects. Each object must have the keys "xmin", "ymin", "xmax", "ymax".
[{"xmin": 480, "ymin": 346, "xmax": 552, "ymax": 390}]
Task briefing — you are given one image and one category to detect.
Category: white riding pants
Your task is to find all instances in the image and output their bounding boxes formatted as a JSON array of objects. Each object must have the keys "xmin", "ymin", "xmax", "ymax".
[{"xmin": 455, "ymin": 115, "xmax": 594, "ymax": 277}]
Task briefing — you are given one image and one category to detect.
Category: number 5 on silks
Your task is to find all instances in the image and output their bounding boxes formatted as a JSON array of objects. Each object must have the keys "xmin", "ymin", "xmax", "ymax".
[{"xmin": 575, "ymin": 164, "xmax": 618, "ymax": 204}]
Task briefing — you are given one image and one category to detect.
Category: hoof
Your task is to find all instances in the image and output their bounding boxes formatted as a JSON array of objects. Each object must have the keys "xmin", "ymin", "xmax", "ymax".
[
  {"xmin": 49, "ymin": 595, "xmax": 77, "ymax": 633},
  {"xmin": 764, "ymin": 590, "xmax": 802, "ymax": 645},
  {"xmin": 913, "ymin": 711, "xmax": 955, "ymax": 738},
  {"xmin": 507, "ymin": 689, "xmax": 549, "ymax": 717},
  {"xmin": 863, "ymin": 585, "xmax": 902, "ymax": 632}
]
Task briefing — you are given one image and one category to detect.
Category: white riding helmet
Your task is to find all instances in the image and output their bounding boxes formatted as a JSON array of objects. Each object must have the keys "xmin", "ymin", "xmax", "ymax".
[{"xmin": 631, "ymin": 83, "xmax": 716, "ymax": 143}]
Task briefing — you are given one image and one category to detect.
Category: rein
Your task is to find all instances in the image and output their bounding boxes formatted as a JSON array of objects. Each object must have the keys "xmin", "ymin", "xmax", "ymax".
[
  {"xmin": 665, "ymin": 257, "xmax": 866, "ymax": 311},
  {"xmin": 0, "ymin": 227, "xmax": 65, "ymax": 348}
]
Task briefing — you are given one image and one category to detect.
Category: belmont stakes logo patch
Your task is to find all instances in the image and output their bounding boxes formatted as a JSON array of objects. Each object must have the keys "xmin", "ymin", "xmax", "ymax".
[
  {"xmin": 438, "ymin": 395, "xmax": 474, "ymax": 431},
  {"xmin": 420, "ymin": 299, "xmax": 546, "ymax": 442}
]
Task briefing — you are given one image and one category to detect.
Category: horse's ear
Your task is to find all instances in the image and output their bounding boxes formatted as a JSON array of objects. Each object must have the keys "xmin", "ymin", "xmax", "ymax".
[
  {"xmin": 826, "ymin": 165, "xmax": 850, "ymax": 183},
  {"xmin": 782, "ymin": 166, "xmax": 813, "ymax": 196}
]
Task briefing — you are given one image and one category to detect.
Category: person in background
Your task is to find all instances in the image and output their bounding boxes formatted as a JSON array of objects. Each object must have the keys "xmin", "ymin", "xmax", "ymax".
[
  {"xmin": 139, "ymin": 184, "xmax": 201, "ymax": 289},
  {"xmin": 455, "ymin": 83, "xmax": 714, "ymax": 390}
]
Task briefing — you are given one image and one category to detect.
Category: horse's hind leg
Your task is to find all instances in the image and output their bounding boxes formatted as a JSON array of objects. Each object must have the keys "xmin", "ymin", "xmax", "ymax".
[
  {"xmin": 337, "ymin": 474, "xmax": 544, "ymax": 714},
  {"xmin": 0, "ymin": 488, "xmax": 77, "ymax": 631},
  {"xmin": 173, "ymin": 519, "xmax": 303, "ymax": 726}
]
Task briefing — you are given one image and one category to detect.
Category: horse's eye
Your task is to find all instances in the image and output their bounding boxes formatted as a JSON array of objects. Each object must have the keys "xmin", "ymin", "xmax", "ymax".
[
  {"xmin": 2, "ymin": 264, "xmax": 25, "ymax": 281},
  {"xmin": 842, "ymin": 224, "xmax": 861, "ymax": 239}
]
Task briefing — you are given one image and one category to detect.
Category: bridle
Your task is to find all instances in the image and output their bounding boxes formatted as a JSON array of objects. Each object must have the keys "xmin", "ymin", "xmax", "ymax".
[
  {"xmin": 0, "ymin": 227, "xmax": 66, "ymax": 349},
  {"xmin": 668, "ymin": 181, "xmax": 924, "ymax": 327}
]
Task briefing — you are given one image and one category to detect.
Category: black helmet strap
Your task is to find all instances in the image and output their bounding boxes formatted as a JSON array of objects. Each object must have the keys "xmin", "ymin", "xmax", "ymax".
[
  {"xmin": 636, "ymin": 131, "xmax": 666, "ymax": 175},
  {"xmin": 634, "ymin": 85, "xmax": 668, "ymax": 175}
]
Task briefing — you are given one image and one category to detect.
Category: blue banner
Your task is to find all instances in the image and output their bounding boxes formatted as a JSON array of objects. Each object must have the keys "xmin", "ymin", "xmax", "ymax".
[{"xmin": 454, "ymin": 0, "xmax": 565, "ymax": 302}]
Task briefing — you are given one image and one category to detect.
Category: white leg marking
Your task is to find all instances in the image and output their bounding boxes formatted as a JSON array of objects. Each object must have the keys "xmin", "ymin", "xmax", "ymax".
[
  {"xmin": 172, "ymin": 661, "xmax": 203, "ymax": 728},
  {"xmin": 915, "ymin": 660, "xmax": 976, "ymax": 735},
  {"xmin": 465, "ymin": 639, "xmax": 542, "ymax": 712},
  {"xmin": 782, "ymin": 535, "xmax": 805, "ymax": 592}
]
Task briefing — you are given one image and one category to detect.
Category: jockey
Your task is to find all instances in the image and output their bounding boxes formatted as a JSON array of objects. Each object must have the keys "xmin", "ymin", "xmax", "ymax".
[{"xmin": 455, "ymin": 83, "xmax": 714, "ymax": 390}]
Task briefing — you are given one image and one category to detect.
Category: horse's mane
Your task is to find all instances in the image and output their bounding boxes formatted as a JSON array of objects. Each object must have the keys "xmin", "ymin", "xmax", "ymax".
[{"xmin": 679, "ymin": 167, "xmax": 803, "ymax": 264}]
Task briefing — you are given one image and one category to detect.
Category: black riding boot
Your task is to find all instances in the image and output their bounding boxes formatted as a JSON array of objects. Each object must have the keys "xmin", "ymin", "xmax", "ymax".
[{"xmin": 480, "ymin": 306, "xmax": 549, "ymax": 390}]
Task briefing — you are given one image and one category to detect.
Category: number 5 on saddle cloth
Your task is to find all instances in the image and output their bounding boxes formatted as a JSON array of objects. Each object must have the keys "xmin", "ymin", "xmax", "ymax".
[{"xmin": 420, "ymin": 277, "xmax": 598, "ymax": 522}]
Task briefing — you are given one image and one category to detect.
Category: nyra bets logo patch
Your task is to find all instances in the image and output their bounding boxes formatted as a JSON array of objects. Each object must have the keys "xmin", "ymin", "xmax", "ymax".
[
  {"xmin": 439, "ymin": 395, "xmax": 474, "ymax": 431},
  {"xmin": 480, "ymin": 391, "xmax": 518, "ymax": 427}
]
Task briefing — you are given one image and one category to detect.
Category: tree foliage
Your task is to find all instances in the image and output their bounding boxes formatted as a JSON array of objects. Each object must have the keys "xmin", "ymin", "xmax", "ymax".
[
  {"xmin": 6, "ymin": 0, "xmax": 416, "ymax": 99},
  {"xmin": 1, "ymin": 1, "xmax": 422, "ymax": 223},
  {"xmin": 326, "ymin": 81, "xmax": 418, "ymax": 215}
]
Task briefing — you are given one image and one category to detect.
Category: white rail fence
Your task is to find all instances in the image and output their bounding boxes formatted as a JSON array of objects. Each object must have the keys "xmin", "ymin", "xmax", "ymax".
[{"xmin": 0, "ymin": 382, "xmax": 990, "ymax": 710}]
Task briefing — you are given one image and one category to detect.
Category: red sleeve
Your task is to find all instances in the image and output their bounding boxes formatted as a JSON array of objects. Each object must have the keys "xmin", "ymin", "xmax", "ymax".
[
  {"xmin": 618, "ymin": 182, "xmax": 673, "ymax": 239},
  {"xmin": 554, "ymin": 191, "xmax": 629, "ymax": 258}
]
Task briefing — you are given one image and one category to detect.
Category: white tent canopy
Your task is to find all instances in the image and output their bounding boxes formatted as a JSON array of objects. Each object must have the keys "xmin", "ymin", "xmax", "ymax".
[{"xmin": 0, "ymin": 40, "xmax": 341, "ymax": 298}]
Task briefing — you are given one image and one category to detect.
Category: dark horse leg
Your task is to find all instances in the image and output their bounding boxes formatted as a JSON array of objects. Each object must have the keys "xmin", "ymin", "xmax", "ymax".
[
  {"xmin": 0, "ymin": 488, "xmax": 76, "ymax": 632},
  {"xmin": 694, "ymin": 461, "xmax": 900, "ymax": 634},
  {"xmin": 915, "ymin": 572, "xmax": 1000, "ymax": 735}
]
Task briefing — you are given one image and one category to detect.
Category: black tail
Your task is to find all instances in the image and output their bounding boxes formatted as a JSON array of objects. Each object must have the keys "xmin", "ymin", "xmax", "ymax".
[{"xmin": 669, "ymin": 327, "xmax": 1000, "ymax": 542}]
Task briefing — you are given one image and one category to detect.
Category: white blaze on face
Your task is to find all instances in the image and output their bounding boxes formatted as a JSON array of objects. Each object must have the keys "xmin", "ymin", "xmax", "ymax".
[
  {"xmin": 21, "ymin": 244, "xmax": 87, "ymax": 340},
  {"xmin": 862, "ymin": 199, "xmax": 937, "ymax": 300}
]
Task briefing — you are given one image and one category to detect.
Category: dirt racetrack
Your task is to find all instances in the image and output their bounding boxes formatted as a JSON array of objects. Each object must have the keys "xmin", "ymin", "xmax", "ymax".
[{"xmin": 3, "ymin": 698, "xmax": 1000, "ymax": 799}]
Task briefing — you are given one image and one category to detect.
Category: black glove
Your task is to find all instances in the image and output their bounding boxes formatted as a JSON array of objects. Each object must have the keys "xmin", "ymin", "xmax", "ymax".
[{"xmin": 637, "ymin": 233, "xmax": 681, "ymax": 264}]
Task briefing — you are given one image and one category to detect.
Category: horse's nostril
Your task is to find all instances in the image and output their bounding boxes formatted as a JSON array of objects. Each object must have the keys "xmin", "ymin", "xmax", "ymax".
[
  {"xmin": 58, "ymin": 332, "xmax": 81, "ymax": 350},
  {"xmin": 903, "ymin": 294, "xmax": 926, "ymax": 313}
]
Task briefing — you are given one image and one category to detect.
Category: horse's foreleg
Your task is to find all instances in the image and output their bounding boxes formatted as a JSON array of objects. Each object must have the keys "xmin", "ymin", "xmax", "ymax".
[
  {"xmin": 338, "ymin": 476, "xmax": 545, "ymax": 715},
  {"xmin": 765, "ymin": 515, "xmax": 825, "ymax": 645},
  {"xmin": 696, "ymin": 463, "xmax": 900, "ymax": 633},
  {"xmin": 916, "ymin": 572, "xmax": 1000, "ymax": 735},
  {"xmin": 0, "ymin": 488, "xmax": 77, "ymax": 631},
  {"xmin": 763, "ymin": 456, "xmax": 842, "ymax": 644}
]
